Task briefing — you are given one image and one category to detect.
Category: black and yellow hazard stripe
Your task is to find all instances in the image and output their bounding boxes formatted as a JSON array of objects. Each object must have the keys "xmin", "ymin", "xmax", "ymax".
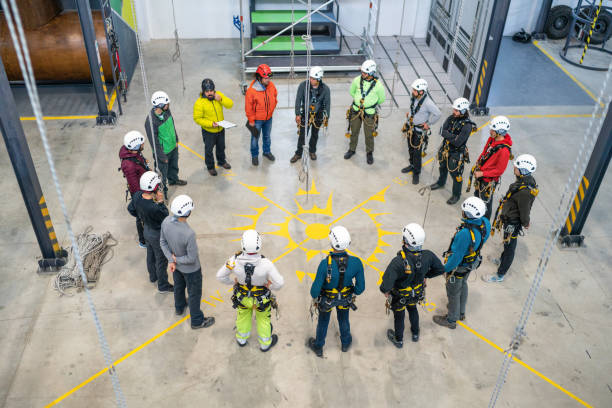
[
  {"xmin": 579, "ymin": 0, "xmax": 603, "ymax": 65},
  {"xmin": 39, "ymin": 195, "xmax": 61, "ymax": 254},
  {"xmin": 565, "ymin": 176, "xmax": 590, "ymax": 234},
  {"xmin": 475, "ymin": 60, "xmax": 488, "ymax": 106}
]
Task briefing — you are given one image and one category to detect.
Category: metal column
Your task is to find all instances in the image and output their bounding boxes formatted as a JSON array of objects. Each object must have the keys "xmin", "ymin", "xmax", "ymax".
[
  {"xmin": 470, "ymin": 0, "xmax": 511, "ymax": 116},
  {"xmin": 0, "ymin": 55, "xmax": 66, "ymax": 271},
  {"xmin": 75, "ymin": 0, "xmax": 116, "ymax": 125},
  {"xmin": 532, "ymin": 0, "xmax": 554, "ymax": 40},
  {"xmin": 559, "ymin": 106, "xmax": 612, "ymax": 246}
]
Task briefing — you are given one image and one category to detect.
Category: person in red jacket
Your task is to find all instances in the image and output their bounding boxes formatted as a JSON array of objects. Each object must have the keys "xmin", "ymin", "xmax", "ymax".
[
  {"xmin": 119, "ymin": 130, "xmax": 150, "ymax": 248},
  {"xmin": 470, "ymin": 116, "xmax": 513, "ymax": 219},
  {"xmin": 245, "ymin": 64, "xmax": 278, "ymax": 166}
]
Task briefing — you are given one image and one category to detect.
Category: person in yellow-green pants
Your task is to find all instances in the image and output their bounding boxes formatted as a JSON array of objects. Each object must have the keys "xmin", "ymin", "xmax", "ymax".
[{"xmin": 216, "ymin": 230, "xmax": 284, "ymax": 351}]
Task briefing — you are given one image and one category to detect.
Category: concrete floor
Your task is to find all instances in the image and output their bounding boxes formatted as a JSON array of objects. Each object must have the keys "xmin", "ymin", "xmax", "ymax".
[{"xmin": 0, "ymin": 37, "xmax": 611, "ymax": 408}]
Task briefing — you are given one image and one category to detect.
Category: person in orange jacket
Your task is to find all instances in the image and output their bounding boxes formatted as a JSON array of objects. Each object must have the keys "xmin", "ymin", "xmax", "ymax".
[{"xmin": 245, "ymin": 64, "xmax": 278, "ymax": 166}]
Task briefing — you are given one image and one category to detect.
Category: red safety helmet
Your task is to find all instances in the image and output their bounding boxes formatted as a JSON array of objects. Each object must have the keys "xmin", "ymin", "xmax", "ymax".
[{"xmin": 256, "ymin": 64, "xmax": 273, "ymax": 79}]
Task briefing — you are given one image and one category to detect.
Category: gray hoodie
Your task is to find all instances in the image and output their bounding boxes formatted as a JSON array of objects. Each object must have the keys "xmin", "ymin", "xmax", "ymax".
[
  {"xmin": 160, "ymin": 215, "xmax": 201, "ymax": 273},
  {"xmin": 408, "ymin": 94, "xmax": 441, "ymax": 128}
]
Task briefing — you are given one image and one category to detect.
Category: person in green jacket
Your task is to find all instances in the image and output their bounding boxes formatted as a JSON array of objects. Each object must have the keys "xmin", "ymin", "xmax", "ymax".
[
  {"xmin": 193, "ymin": 79, "xmax": 234, "ymax": 176},
  {"xmin": 145, "ymin": 91, "xmax": 187, "ymax": 199},
  {"xmin": 344, "ymin": 59, "xmax": 386, "ymax": 165}
]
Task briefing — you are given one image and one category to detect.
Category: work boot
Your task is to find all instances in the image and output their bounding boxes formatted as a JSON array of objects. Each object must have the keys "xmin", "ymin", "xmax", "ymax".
[
  {"xmin": 387, "ymin": 329, "xmax": 403, "ymax": 349},
  {"xmin": 344, "ymin": 150, "xmax": 355, "ymax": 160},
  {"xmin": 169, "ymin": 179, "xmax": 187, "ymax": 186},
  {"xmin": 460, "ymin": 314, "xmax": 465, "ymax": 321},
  {"xmin": 412, "ymin": 173, "xmax": 419, "ymax": 185},
  {"xmin": 367, "ymin": 152, "xmax": 374, "ymax": 165},
  {"xmin": 158, "ymin": 284, "xmax": 174, "ymax": 294},
  {"xmin": 221, "ymin": 162, "xmax": 231, "ymax": 169},
  {"xmin": 401, "ymin": 165, "xmax": 414, "ymax": 174},
  {"xmin": 252, "ymin": 156, "xmax": 259, "ymax": 166},
  {"xmin": 341, "ymin": 342, "xmax": 351, "ymax": 352},
  {"xmin": 412, "ymin": 332, "xmax": 420, "ymax": 342},
  {"xmin": 175, "ymin": 307, "xmax": 185, "ymax": 316},
  {"xmin": 263, "ymin": 152, "xmax": 276, "ymax": 161},
  {"xmin": 138, "ymin": 242, "xmax": 147, "ymax": 249},
  {"xmin": 290, "ymin": 154, "xmax": 301, "ymax": 163},
  {"xmin": 261, "ymin": 334, "xmax": 278, "ymax": 352},
  {"xmin": 192, "ymin": 316, "xmax": 215, "ymax": 329},
  {"xmin": 433, "ymin": 315, "xmax": 456, "ymax": 329},
  {"xmin": 310, "ymin": 152, "xmax": 317, "ymax": 160},
  {"xmin": 429, "ymin": 183, "xmax": 443, "ymax": 190},
  {"xmin": 307, "ymin": 337, "xmax": 323, "ymax": 358},
  {"xmin": 446, "ymin": 195, "xmax": 460, "ymax": 205},
  {"xmin": 236, "ymin": 338, "xmax": 248, "ymax": 347},
  {"xmin": 208, "ymin": 168, "xmax": 218, "ymax": 176}
]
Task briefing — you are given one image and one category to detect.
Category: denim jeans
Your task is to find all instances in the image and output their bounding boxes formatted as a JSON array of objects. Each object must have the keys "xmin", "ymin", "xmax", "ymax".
[
  {"xmin": 173, "ymin": 268, "xmax": 204, "ymax": 326},
  {"xmin": 314, "ymin": 307, "xmax": 351, "ymax": 349},
  {"xmin": 250, "ymin": 118, "xmax": 273, "ymax": 157}
]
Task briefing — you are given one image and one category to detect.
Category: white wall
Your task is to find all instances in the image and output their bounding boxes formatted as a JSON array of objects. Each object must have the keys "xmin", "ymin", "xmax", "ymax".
[
  {"xmin": 503, "ymin": 0, "xmax": 576, "ymax": 36},
  {"xmin": 136, "ymin": 0, "xmax": 432, "ymax": 40}
]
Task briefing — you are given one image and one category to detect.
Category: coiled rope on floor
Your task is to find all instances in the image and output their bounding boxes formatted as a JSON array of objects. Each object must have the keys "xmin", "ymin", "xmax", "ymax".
[
  {"xmin": 53, "ymin": 226, "xmax": 118, "ymax": 296},
  {"xmin": 1, "ymin": 0, "xmax": 127, "ymax": 405}
]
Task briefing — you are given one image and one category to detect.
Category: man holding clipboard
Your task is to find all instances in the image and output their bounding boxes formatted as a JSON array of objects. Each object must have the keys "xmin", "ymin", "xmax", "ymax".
[{"xmin": 193, "ymin": 78, "xmax": 235, "ymax": 176}]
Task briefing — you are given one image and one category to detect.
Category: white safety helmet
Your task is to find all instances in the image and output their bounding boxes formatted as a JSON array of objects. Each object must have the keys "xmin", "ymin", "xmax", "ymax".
[
  {"xmin": 329, "ymin": 225, "xmax": 351, "ymax": 251},
  {"xmin": 139, "ymin": 171, "xmax": 161, "ymax": 192},
  {"xmin": 490, "ymin": 115, "xmax": 510, "ymax": 135},
  {"xmin": 241, "ymin": 229, "xmax": 262, "ymax": 253},
  {"xmin": 151, "ymin": 91, "xmax": 170, "ymax": 108},
  {"xmin": 309, "ymin": 66, "xmax": 324, "ymax": 80},
  {"xmin": 462, "ymin": 196, "xmax": 487, "ymax": 219},
  {"xmin": 514, "ymin": 154, "xmax": 537, "ymax": 175},
  {"xmin": 402, "ymin": 223, "xmax": 425, "ymax": 248},
  {"xmin": 171, "ymin": 194, "xmax": 194, "ymax": 217},
  {"xmin": 124, "ymin": 130, "xmax": 145, "ymax": 150},
  {"xmin": 411, "ymin": 78, "xmax": 428, "ymax": 92},
  {"xmin": 452, "ymin": 97, "xmax": 470, "ymax": 114},
  {"xmin": 361, "ymin": 59, "xmax": 377, "ymax": 75}
]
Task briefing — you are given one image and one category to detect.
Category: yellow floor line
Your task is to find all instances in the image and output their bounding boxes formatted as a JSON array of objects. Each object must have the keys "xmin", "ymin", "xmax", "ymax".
[
  {"xmin": 46, "ymin": 136, "xmax": 594, "ymax": 407},
  {"xmin": 458, "ymin": 321, "xmax": 593, "ymax": 407},
  {"xmin": 532, "ymin": 41, "xmax": 604, "ymax": 108},
  {"xmin": 107, "ymin": 88, "xmax": 117, "ymax": 112},
  {"xmin": 178, "ymin": 141, "xmax": 205, "ymax": 161},
  {"xmin": 20, "ymin": 115, "xmax": 98, "ymax": 121}
]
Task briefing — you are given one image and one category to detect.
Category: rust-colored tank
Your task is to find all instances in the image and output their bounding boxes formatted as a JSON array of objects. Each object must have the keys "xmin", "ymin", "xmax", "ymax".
[{"xmin": 0, "ymin": 11, "xmax": 113, "ymax": 82}]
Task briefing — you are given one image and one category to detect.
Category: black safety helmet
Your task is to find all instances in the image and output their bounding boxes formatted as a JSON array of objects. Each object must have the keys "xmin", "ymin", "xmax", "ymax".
[{"xmin": 201, "ymin": 78, "xmax": 215, "ymax": 92}]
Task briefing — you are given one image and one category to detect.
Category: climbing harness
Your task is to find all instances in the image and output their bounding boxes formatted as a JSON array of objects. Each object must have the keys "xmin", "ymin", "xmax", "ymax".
[
  {"xmin": 491, "ymin": 180, "xmax": 539, "ymax": 236},
  {"xmin": 230, "ymin": 254, "xmax": 279, "ymax": 317},
  {"xmin": 443, "ymin": 221, "xmax": 487, "ymax": 282},
  {"xmin": 466, "ymin": 142, "xmax": 513, "ymax": 201},
  {"xmin": 317, "ymin": 253, "xmax": 357, "ymax": 312},
  {"xmin": 345, "ymin": 77, "xmax": 381, "ymax": 139}
]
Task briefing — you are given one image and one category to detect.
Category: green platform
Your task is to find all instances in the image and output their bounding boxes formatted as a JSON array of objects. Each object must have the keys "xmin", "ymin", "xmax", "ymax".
[
  {"xmin": 251, "ymin": 10, "xmax": 308, "ymax": 24},
  {"xmin": 251, "ymin": 36, "xmax": 307, "ymax": 52}
]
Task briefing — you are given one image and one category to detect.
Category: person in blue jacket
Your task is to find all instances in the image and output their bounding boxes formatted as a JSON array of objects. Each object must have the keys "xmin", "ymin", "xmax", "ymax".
[
  {"xmin": 433, "ymin": 197, "xmax": 490, "ymax": 329},
  {"xmin": 308, "ymin": 226, "xmax": 365, "ymax": 357}
]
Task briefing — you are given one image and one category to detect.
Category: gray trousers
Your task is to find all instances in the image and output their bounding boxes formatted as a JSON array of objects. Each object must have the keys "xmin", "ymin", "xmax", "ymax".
[{"xmin": 446, "ymin": 272, "xmax": 470, "ymax": 323}]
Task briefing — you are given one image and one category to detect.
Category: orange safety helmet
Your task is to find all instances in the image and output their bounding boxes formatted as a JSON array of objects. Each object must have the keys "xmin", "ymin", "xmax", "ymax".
[{"xmin": 255, "ymin": 64, "xmax": 273, "ymax": 79}]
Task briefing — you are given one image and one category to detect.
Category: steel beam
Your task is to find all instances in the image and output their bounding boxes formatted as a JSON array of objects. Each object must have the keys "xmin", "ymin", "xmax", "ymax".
[
  {"xmin": 0, "ymin": 54, "xmax": 66, "ymax": 271},
  {"xmin": 559, "ymin": 105, "xmax": 612, "ymax": 247}
]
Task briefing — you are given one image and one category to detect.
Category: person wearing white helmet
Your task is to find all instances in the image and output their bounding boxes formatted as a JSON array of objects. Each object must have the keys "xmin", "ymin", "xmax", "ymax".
[
  {"xmin": 307, "ymin": 226, "xmax": 365, "ymax": 357},
  {"xmin": 433, "ymin": 196, "xmax": 490, "ymax": 329},
  {"xmin": 345, "ymin": 59, "xmax": 386, "ymax": 165},
  {"xmin": 128, "ymin": 172, "xmax": 173, "ymax": 293},
  {"xmin": 160, "ymin": 195, "xmax": 215, "ymax": 329},
  {"xmin": 145, "ymin": 90, "xmax": 187, "ymax": 199},
  {"xmin": 401, "ymin": 79, "xmax": 441, "ymax": 184},
  {"xmin": 216, "ymin": 230, "xmax": 284, "ymax": 351},
  {"xmin": 290, "ymin": 66, "xmax": 331, "ymax": 163},
  {"xmin": 468, "ymin": 115, "xmax": 513, "ymax": 219},
  {"xmin": 485, "ymin": 154, "xmax": 538, "ymax": 283},
  {"xmin": 379, "ymin": 223, "xmax": 445, "ymax": 347},
  {"xmin": 430, "ymin": 97, "xmax": 476, "ymax": 204},
  {"xmin": 119, "ymin": 130, "xmax": 149, "ymax": 248}
]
